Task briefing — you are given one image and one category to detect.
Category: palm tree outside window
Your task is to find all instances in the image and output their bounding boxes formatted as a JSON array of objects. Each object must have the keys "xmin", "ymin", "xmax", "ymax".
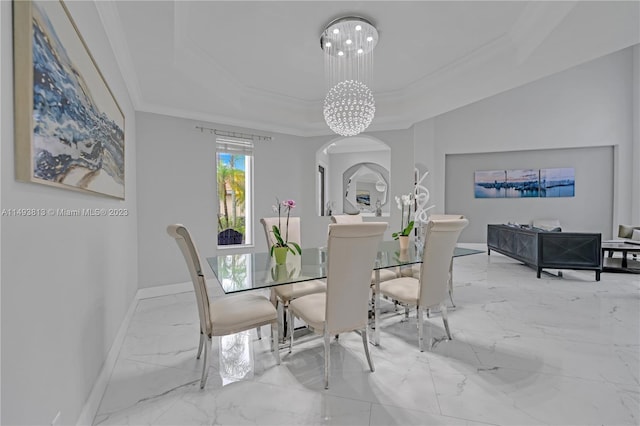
[{"xmin": 216, "ymin": 138, "xmax": 253, "ymax": 247}]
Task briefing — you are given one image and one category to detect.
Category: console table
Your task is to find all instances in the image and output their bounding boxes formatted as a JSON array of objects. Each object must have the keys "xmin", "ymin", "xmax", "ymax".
[
  {"xmin": 601, "ymin": 241, "xmax": 640, "ymax": 273},
  {"xmin": 487, "ymin": 224, "xmax": 602, "ymax": 281}
]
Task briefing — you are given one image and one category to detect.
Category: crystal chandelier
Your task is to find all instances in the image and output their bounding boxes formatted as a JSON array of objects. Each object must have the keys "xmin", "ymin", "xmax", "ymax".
[{"xmin": 321, "ymin": 17, "xmax": 379, "ymax": 137}]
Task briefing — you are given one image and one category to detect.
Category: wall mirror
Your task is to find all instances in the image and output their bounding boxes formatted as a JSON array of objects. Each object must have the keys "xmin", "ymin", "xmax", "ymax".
[
  {"xmin": 343, "ymin": 162, "xmax": 389, "ymax": 214},
  {"xmin": 316, "ymin": 136, "xmax": 390, "ymax": 217}
]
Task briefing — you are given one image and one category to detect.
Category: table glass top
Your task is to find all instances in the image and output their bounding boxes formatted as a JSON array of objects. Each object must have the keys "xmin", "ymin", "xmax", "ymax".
[{"xmin": 207, "ymin": 241, "xmax": 482, "ymax": 294}]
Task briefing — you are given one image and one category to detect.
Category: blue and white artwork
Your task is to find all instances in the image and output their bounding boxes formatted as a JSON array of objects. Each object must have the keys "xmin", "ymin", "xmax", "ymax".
[
  {"xmin": 475, "ymin": 167, "xmax": 574, "ymax": 199},
  {"xmin": 474, "ymin": 170, "xmax": 507, "ymax": 198},
  {"xmin": 356, "ymin": 190, "xmax": 371, "ymax": 206},
  {"xmin": 20, "ymin": 1, "xmax": 124, "ymax": 198},
  {"xmin": 540, "ymin": 168, "xmax": 575, "ymax": 198},
  {"xmin": 505, "ymin": 169, "xmax": 539, "ymax": 198}
]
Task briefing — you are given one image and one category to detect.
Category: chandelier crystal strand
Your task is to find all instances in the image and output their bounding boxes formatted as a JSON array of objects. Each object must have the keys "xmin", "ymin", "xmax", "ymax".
[{"xmin": 321, "ymin": 17, "xmax": 378, "ymax": 136}]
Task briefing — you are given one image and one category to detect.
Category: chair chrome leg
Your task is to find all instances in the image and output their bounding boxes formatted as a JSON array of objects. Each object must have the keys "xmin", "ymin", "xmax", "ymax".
[
  {"xmin": 324, "ymin": 331, "xmax": 331, "ymax": 389},
  {"xmin": 196, "ymin": 331, "xmax": 204, "ymax": 359},
  {"xmin": 448, "ymin": 258, "xmax": 456, "ymax": 308},
  {"xmin": 441, "ymin": 303, "xmax": 452, "ymax": 340},
  {"xmin": 272, "ymin": 322, "xmax": 280, "ymax": 365},
  {"xmin": 200, "ymin": 335, "xmax": 211, "ymax": 389},
  {"xmin": 277, "ymin": 300, "xmax": 285, "ymax": 344},
  {"xmin": 270, "ymin": 323, "xmax": 275, "ymax": 351},
  {"xmin": 418, "ymin": 307, "xmax": 424, "ymax": 352},
  {"xmin": 361, "ymin": 328, "xmax": 375, "ymax": 372},
  {"xmin": 256, "ymin": 326, "xmax": 262, "ymax": 340},
  {"xmin": 374, "ymin": 269, "xmax": 381, "ymax": 346},
  {"xmin": 288, "ymin": 309, "xmax": 294, "ymax": 353}
]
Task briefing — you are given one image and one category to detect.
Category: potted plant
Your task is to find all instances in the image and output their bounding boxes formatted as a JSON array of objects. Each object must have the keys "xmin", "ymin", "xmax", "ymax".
[
  {"xmin": 270, "ymin": 198, "xmax": 302, "ymax": 265},
  {"xmin": 392, "ymin": 193, "xmax": 414, "ymax": 250}
]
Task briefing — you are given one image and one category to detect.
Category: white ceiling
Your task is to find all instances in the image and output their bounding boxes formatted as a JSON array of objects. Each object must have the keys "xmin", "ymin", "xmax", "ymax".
[{"xmin": 97, "ymin": 1, "xmax": 639, "ymax": 137}]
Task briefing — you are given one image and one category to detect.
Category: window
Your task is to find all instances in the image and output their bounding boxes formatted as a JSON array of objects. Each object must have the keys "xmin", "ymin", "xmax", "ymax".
[
  {"xmin": 216, "ymin": 137, "xmax": 253, "ymax": 247},
  {"xmin": 318, "ymin": 165, "xmax": 326, "ymax": 216}
]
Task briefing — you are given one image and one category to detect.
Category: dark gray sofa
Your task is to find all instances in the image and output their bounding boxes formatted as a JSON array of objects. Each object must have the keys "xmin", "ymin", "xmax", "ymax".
[{"xmin": 487, "ymin": 224, "xmax": 602, "ymax": 281}]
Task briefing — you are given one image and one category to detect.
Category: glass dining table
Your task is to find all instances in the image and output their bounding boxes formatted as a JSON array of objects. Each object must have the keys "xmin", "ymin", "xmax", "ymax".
[{"xmin": 207, "ymin": 241, "xmax": 480, "ymax": 346}]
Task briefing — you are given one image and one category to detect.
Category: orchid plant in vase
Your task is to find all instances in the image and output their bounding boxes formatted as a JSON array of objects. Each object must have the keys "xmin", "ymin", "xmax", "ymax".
[
  {"xmin": 270, "ymin": 198, "xmax": 302, "ymax": 257},
  {"xmin": 392, "ymin": 193, "xmax": 414, "ymax": 240}
]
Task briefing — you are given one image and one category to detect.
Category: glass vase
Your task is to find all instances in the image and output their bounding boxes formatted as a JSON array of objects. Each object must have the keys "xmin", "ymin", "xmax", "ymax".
[
  {"xmin": 273, "ymin": 246, "xmax": 288, "ymax": 265},
  {"xmin": 398, "ymin": 235, "xmax": 409, "ymax": 251}
]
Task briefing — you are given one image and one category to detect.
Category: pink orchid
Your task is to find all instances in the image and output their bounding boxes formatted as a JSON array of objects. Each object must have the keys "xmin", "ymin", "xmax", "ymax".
[{"xmin": 270, "ymin": 197, "xmax": 302, "ymax": 257}]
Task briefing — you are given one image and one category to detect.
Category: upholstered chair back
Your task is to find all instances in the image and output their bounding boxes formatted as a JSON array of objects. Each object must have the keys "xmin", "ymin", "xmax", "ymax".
[
  {"xmin": 260, "ymin": 217, "xmax": 301, "ymax": 250},
  {"xmin": 418, "ymin": 218, "xmax": 468, "ymax": 308},
  {"xmin": 330, "ymin": 214, "xmax": 364, "ymax": 224},
  {"xmin": 428, "ymin": 214, "xmax": 464, "ymax": 220},
  {"xmin": 167, "ymin": 224, "xmax": 212, "ymax": 337},
  {"xmin": 325, "ymin": 223, "xmax": 387, "ymax": 335}
]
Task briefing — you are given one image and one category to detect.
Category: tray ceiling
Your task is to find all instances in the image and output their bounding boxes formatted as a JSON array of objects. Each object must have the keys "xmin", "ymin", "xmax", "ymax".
[{"xmin": 97, "ymin": 1, "xmax": 640, "ymax": 136}]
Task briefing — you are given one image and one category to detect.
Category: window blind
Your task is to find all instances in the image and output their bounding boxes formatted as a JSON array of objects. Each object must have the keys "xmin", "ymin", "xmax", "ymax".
[{"xmin": 216, "ymin": 137, "xmax": 254, "ymax": 154}]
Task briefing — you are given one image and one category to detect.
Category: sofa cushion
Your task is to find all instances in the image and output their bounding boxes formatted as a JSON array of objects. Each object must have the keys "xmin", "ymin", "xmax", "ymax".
[
  {"xmin": 618, "ymin": 225, "xmax": 639, "ymax": 239},
  {"xmin": 532, "ymin": 226, "xmax": 561, "ymax": 233},
  {"xmin": 532, "ymin": 219, "xmax": 561, "ymax": 232}
]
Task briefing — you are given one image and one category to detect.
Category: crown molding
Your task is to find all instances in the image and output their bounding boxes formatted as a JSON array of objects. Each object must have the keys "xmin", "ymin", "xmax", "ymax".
[
  {"xmin": 135, "ymin": 100, "xmax": 322, "ymax": 137},
  {"xmin": 96, "ymin": 1, "xmax": 639, "ymax": 138},
  {"xmin": 95, "ymin": 1, "xmax": 143, "ymax": 110},
  {"xmin": 508, "ymin": 1, "xmax": 578, "ymax": 64}
]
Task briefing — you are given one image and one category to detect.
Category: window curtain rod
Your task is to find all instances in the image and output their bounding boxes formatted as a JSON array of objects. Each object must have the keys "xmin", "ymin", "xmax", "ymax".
[{"xmin": 195, "ymin": 126, "xmax": 273, "ymax": 142}]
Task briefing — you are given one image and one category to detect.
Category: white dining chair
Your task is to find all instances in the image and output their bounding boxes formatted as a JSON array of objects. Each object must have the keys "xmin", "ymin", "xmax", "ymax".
[
  {"xmin": 288, "ymin": 222, "xmax": 387, "ymax": 389},
  {"xmin": 401, "ymin": 214, "xmax": 465, "ymax": 307},
  {"xmin": 260, "ymin": 217, "xmax": 326, "ymax": 338},
  {"xmin": 377, "ymin": 218, "xmax": 468, "ymax": 351},
  {"xmin": 167, "ymin": 224, "xmax": 280, "ymax": 388},
  {"xmin": 330, "ymin": 213, "xmax": 363, "ymax": 224},
  {"xmin": 331, "ymin": 214, "xmax": 398, "ymax": 284}
]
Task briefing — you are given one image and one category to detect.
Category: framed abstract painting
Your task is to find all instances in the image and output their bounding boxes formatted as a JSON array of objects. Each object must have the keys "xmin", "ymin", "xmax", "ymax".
[
  {"xmin": 13, "ymin": 0, "xmax": 125, "ymax": 199},
  {"xmin": 356, "ymin": 190, "xmax": 371, "ymax": 206}
]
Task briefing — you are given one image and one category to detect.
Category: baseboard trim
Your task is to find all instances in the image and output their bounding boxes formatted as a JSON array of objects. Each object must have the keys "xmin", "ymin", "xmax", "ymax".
[
  {"xmin": 76, "ymin": 281, "xmax": 192, "ymax": 425},
  {"xmin": 76, "ymin": 295, "xmax": 137, "ymax": 425},
  {"xmin": 136, "ymin": 281, "xmax": 192, "ymax": 300}
]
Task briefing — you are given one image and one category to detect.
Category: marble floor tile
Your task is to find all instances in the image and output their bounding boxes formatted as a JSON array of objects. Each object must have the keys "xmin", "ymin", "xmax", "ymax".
[
  {"xmin": 95, "ymin": 358, "xmax": 201, "ymax": 425},
  {"xmin": 369, "ymin": 403, "xmax": 497, "ymax": 426},
  {"xmin": 152, "ymin": 381, "xmax": 373, "ymax": 426},
  {"xmin": 93, "ymin": 244, "xmax": 640, "ymax": 426},
  {"xmin": 118, "ymin": 320, "xmax": 202, "ymax": 372}
]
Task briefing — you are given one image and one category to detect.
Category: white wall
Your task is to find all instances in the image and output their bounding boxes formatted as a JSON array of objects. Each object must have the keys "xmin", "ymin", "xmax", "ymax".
[
  {"xmin": 137, "ymin": 112, "xmax": 414, "ymax": 289},
  {"xmin": 0, "ymin": 2, "xmax": 4, "ymax": 421},
  {"xmin": 633, "ymin": 45, "xmax": 640, "ymax": 224},
  {"xmin": 413, "ymin": 47, "xmax": 638, "ymax": 242},
  {"xmin": 445, "ymin": 147, "xmax": 614, "ymax": 242},
  {"xmin": 136, "ymin": 112, "xmax": 319, "ymax": 288},
  {"xmin": 0, "ymin": 2, "xmax": 138, "ymax": 424},
  {"xmin": 136, "ymin": 35, "xmax": 637, "ymax": 289},
  {"xmin": 412, "ymin": 118, "xmax": 437, "ymax": 211}
]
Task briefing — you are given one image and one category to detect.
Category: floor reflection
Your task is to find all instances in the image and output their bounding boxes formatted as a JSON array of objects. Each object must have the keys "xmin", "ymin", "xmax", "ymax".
[{"xmin": 219, "ymin": 331, "xmax": 254, "ymax": 385}]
